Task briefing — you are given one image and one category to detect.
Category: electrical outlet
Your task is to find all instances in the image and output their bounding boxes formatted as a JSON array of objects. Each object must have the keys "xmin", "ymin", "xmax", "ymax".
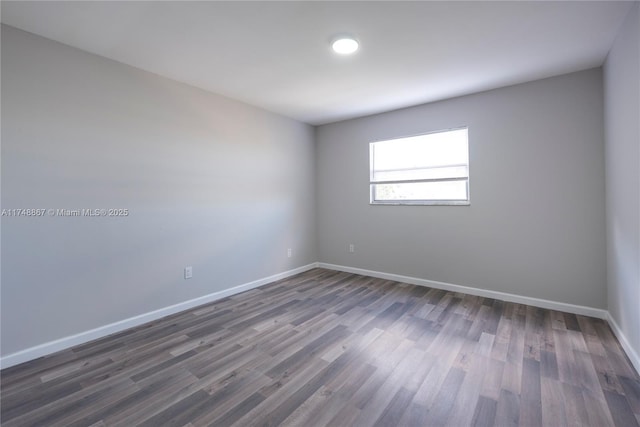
[
  {"xmin": 349, "ymin": 244, "xmax": 355, "ymax": 253},
  {"xmin": 184, "ymin": 266, "xmax": 193, "ymax": 279},
  {"xmin": 287, "ymin": 248, "xmax": 292, "ymax": 258}
]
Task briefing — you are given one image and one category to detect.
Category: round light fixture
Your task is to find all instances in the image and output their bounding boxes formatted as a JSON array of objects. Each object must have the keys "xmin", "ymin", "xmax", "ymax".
[{"xmin": 331, "ymin": 35, "xmax": 359, "ymax": 55}]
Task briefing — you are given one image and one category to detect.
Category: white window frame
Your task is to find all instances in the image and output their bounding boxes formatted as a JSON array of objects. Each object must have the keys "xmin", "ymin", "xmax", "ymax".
[{"xmin": 369, "ymin": 127, "xmax": 470, "ymax": 206}]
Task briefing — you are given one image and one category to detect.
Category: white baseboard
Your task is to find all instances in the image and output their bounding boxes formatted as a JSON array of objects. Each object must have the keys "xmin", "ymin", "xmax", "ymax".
[
  {"xmin": 606, "ymin": 312, "xmax": 640, "ymax": 374},
  {"xmin": 0, "ymin": 263, "xmax": 319, "ymax": 370},
  {"xmin": 3, "ymin": 262, "xmax": 637, "ymax": 377},
  {"xmin": 320, "ymin": 263, "xmax": 640, "ymax": 375},
  {"xmin": 319, "ymin": 263, "xmax": 608, "ymax": 319}
]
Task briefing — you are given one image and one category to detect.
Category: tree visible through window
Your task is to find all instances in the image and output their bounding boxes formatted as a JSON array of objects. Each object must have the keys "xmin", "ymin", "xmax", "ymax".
[{"xmin": 369, "ymin": 128, "xmax": 470, "ymax": 205}]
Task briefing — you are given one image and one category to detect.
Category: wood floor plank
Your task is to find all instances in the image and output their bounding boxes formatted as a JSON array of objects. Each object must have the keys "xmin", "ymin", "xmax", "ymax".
[
  {"xmin": 480, "ymin": 358, "xmax": 505, "ymax": 401},
  {"xmin": 583, "ymin": 388, "xmax": 617, "ymax": 427},
  {"xmin": 372, "ymin": 386, "xmax": 415, "ymax": 427},
  {"xmin": 541, "ymin": 376, "xmax": 568, "ymax": 426},
  {"xmin": 424, "ymin": 366, "xmax": 466, "ymax": 425},
  {"xmin": 397, "ymin": 401, "xmax": 429, "ymax": 427},
  {"xmin": 208, "ymin": 391, "xmax": 266, "ymax": 427},
  {"xmin": 136, "ymin": 389, "xmax": 212, "ymax": 427},
  {"xmin": 259, "ymin": 349, "xmax": 357, "ymax": 427},
  {"xmin": 495, "ymin": 389, "xmax": 520, "ymax": 427},
  {"xmin": 446, "ymin": 332, "xmax": 494, "ymax": 427},
  {"xmin": 605, "ymin": 390, "xmax": 639, "ymax": 427},
  {"xmin": 519, "ymin": 357, "xmax": 543, "ymax": 426},
  {"xmin": 229, "ymin": 355, "xmax": 330, "ymax": 426},
  {"xmin": 561, "ymin": 382, "xmax": 591, "ymax": 427},
  {"xmin": 68, "ymin": 367, "xmax": 196, "ymax": 427},
  {"xmin": 619, "ymin": 375, "xmax": 640, "ymax": 415},
  {"xmin": 554, "ymin": 328, "xmax": 578, "ymax": 385},
  {"xmin": 349, "ymin": 343, "xmax": 422, "ymax": 426},
  {"xmin": 1, "ymin": 376, "xmax": 139, "ymax": 427},
  {"xmin": 540, "ymin": 349, "xmax": 560, "ymax": 380},
  {"xmin": 413, "ymin": 315, "xmax": 479, "ymax": 408},
  {"xmin": 281, "ymin": 362, "xmax": 377, "ymax": 427},
  {"xmin": 112, "ymin": 370, "xmax": 239, "ymax": 426},
  {"xmin": 1, "ymin": 268, "xmax": 638, "ymax": 427},
  {"xmin": 187, "ymin": 370, "xmax": 272, "ymax": 426},
  {"xmin": 501, "ymin": 317, "xmax": 525, "ymax": 395},
  {"xmin": 471, "ymin": 395, "xmax": 498, "ymax": 427}
]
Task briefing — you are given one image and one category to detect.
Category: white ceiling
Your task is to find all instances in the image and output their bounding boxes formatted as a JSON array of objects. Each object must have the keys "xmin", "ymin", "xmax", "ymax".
[{"xmin": 1, "ymin": 1, "xmax": 634, "ymax": 125}]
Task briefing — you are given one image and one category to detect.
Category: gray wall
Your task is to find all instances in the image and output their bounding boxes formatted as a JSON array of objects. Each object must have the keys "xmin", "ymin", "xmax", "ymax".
[
  {"xmin": 1, "ymin": 25, "xmax": 317, "ymax": 356},
  {"xmin": 604, "ymin": 4, "xmax": 640, "ymax": 362},
  {"xmin": 316, "ymin": 69, "xmax": 606, "ymax": 309}
]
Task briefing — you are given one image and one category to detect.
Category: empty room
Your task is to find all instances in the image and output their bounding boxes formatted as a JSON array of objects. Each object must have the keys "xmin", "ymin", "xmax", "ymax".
[{"xmin": 1, "ymin": 1, "xmax": 639, "ymax": 426}]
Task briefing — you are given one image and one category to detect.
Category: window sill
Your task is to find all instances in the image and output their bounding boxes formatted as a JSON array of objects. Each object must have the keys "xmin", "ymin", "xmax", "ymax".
[{"xmin": 370, "ymin": 200, "xmax": 471, "ymax": 206}]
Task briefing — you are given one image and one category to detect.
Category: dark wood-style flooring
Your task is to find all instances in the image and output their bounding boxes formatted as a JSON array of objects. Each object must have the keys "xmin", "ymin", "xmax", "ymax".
[{"xmin": 1, "ymin": 268, "xmax": 639, "ymax": 426}]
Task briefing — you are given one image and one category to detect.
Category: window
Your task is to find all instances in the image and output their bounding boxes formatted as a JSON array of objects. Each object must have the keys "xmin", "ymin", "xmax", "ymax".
[{"xmin": 369, "ymin": 127, "xmax": 469, "ymax": 205}]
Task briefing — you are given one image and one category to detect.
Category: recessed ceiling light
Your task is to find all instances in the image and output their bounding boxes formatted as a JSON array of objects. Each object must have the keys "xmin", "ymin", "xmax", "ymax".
[{"xmin": 331, "ymin": 35, "xmax": 359, "ymax": 55}]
